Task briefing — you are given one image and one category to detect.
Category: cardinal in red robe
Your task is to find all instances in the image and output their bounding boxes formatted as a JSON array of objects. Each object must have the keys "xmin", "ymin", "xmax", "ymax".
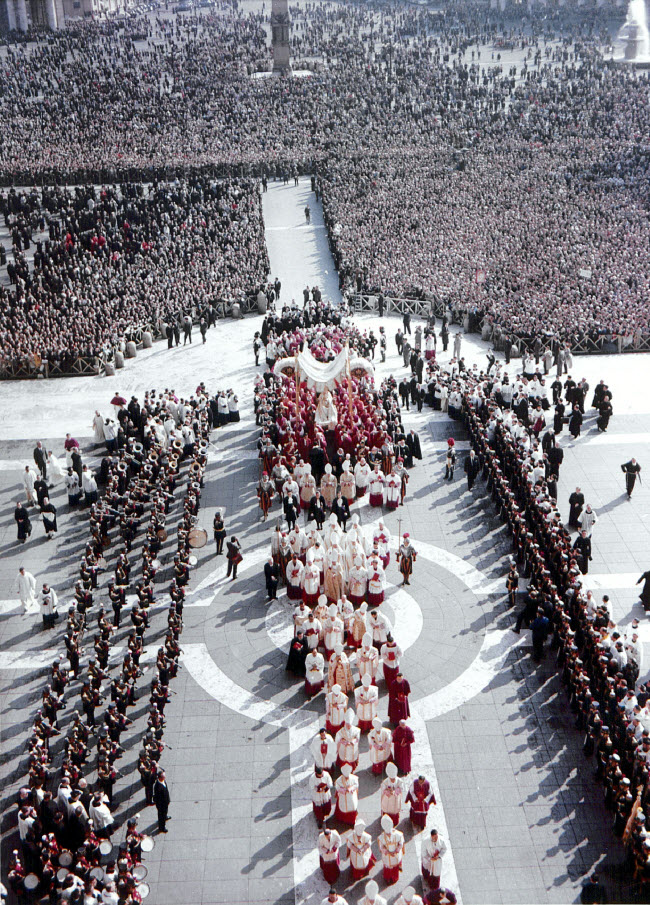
[{"xmin": 392, "ymin": 719, "xmax": 415, "ymax": 775}]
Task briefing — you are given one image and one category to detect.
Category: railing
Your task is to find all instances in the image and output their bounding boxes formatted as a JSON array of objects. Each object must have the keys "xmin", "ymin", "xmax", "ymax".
[
  {"xmin": 0, "ymin": 295, "xmax": 263, "ymax": 380},
  {"xmin": 349, "ymin": 292, "xmax": 452, "ymax": 320},
  {"xmin": 480, "ymin": 320, "xmax": 650, "ymax": 358}
]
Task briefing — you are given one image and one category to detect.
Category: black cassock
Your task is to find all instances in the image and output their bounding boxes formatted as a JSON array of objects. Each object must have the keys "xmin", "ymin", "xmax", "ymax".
[
  {"xmin": 14, "ymin": 507, "xmax": 31, "ymax": 541},
  {"xmin": 568, "ymin": 491, "xmax": 584, "ymax": 528},
  {"xmin": 406, "ymin": 432, "xmax": 422, "ymax": 461},
  {"xmin": 286, "ymin": 635, "xmax": 309, "ymax": 677}
]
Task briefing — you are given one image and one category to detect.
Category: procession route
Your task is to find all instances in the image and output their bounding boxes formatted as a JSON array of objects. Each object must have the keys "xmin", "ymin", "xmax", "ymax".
[
  {"xmin": 177, "ymin": 531, "xmax": 527, "ymax": 905},
  {"xmin": 0, "ymin": 521, "xmax": 522, "ymax": 905}
]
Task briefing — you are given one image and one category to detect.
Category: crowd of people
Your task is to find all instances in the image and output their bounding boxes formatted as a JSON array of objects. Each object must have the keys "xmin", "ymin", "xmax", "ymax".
[
  {"xmin": 6, "ymin": 384, "xmax": 232, "ymax": 903},
  {"xmin": 414, "ymin": 342, "xmax": 650, "ymax": 887},
  {"xmin": 0, "ymin": 177, "xmax": 269, "ymax": 368},
  {"xmin": 250, "ymin": 319, "xmax": 459, "ymax": 904}
]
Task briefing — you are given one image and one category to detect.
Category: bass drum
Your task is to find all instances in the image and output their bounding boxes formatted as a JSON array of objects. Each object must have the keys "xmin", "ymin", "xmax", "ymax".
[{"xmin": 188, "ymin": 527, "xmax": 207, "ymax": 548}]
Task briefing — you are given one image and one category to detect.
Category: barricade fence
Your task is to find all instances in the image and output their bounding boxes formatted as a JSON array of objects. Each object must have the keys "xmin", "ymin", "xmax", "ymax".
[
  {"xmin": 0, "ymin": 294, "xmax": 263, "ymax": 380},
  {"xmin": 350, "ymin": 293, "xmax": 650, "ymax": 357}
]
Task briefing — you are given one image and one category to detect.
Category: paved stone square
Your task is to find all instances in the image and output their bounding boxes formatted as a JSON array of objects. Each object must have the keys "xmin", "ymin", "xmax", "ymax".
[{"xmin": 1, "ymin": 180, "xmax": 650, "ymax": 905}]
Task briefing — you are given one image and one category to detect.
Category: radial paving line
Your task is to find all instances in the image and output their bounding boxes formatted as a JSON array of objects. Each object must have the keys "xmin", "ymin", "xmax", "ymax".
[{"xmin": 178, "ymin": 533, "xmax": 520, "ymax": 904}]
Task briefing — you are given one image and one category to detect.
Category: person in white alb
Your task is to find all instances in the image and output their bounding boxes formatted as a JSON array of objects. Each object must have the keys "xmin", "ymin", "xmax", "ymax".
[
  {"xmin": 366, "ymin": 556, "xmax": 386, "ymax": 608},
  {"xmin": 357, "ymin": 632, "xmax": 380, "ymax": 684},
  {"xmin": 304, "ymin": 610, "xmax": 322, "ymax": 651},
  {"xmin": 347, "ymin": 818, "xmax": 376, "ymax": 880},
  {"xmin": 325, "ymin": 684, "xmax": 348, "ymax": 736},
  {"xmin": 368, "ymin": 609, "xmax": 392, "ymax": 648},
  {"xmin": 354, "ymin": 456, "xmax": 372, "ymax": 497},
  {"xmin": 349, "ymin": 602, "xmax": 369, "ymax": 651},
  {"xmin": 15, "ymin": 567, "xmax": 37, "ymax": 615},
  {"xmin": 354, "ymin": 674, "xmax": 379, "ymax": 732},
  {"xmin": 422, "ymin": 828, "xmax": 447, "ymax": 891},
  {"xmin": 358, "ymin": 879, "xmax": 386, "ymax": 905},
  {"xmin": 381, "ymin": 635, "xmax": 403, "ymax": 687},
  {"xmin": 327, "ymin": 643, "xmax": 355, "ymax": 694},
  {"xmin": 302, "ymin": 552, "xmax": 321, "ymax": 606},
  {"xmin": 320, "ymin": 463, "xmax": 338, "ymax": 507},
  {"xmin": 373, "ymin": 520, "xmax": 391, "ymax": 569},
  {"xmin": 334, "ymin": 762, "xmax": 359, "ymax": 826},
  {"xmin": 348, "ymin": 556, "xmax": 368, "ymax": 606},
  {"xmin": 286, "ymin": 554, "xmax": 305, "ymax": 601},
  {"xmin": 369, "ymin": 464, "xmax": 386, "ymax": 507},
  {"xmin": 335, "ymin": 709, "xmax": 360, "ymax": 769},
  {"xmin": 380, "ymin": 761, "xmax": 404, "ymax": 825},
  {"xmin": 378, "ymin": 813, "xmax": 405, "ymax": 885},
  {"xmin": 346, "ymin": 514, "xmax": 367, "ymax": 552},
  {"xmin": 23, "ymin": 465, "xmax": 37, "ymax": 506},
  {"xmin": 312, "ymin": 728, "xmax": 336, "ymax": 771},
  {"xmin": 310, "ymin": 765, "xmax": 333, "ymax": 828},
  {"xmin": 324, "ymin": 604, "xmax": 345, "ymax": 661},
  {"xmin": 305, "ymin": 648, "xmax": 325, "ymax": 698},
  {"xmin": 318, "ymin": 827, "xmax": 341, "ymax": 885},
  {"xmin": 395, "ymin": 887, "xmax": 424, "ymax": 905},
  {"xmin": 320, "ymin": 890, "xmax": 348, "ymax": 905},
  {"xmin": 293, "ymin": 600, "xmax": 311, "ymax": 633},
  {"xmin": 369, "ymin": 717, "xmax": 392, "ymax": 776}
]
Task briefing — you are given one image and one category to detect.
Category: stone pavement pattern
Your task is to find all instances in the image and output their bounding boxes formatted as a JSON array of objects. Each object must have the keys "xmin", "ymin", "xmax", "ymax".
[{"xmin": 1, "ymin": 180, "xmax": 649, "ymax": 905}]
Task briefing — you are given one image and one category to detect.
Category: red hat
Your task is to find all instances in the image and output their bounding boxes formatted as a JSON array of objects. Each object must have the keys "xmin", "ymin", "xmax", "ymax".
[{"xmin": 447, "ymin": 438, "xmax": 455, "ymax": 447}]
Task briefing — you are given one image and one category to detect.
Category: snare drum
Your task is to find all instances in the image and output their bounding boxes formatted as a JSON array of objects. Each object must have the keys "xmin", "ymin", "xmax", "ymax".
[
  {"xmin": 188, "ymin": 554, "xmax": 198, "ymax": 567},
  {"xmin": 59, "ymin": 850, "xmax": 73, "ymax": 867},
  {"xmin": 24, "ymin": 874, "xmax": 39, "ymax": 890},
  {"xmin": 140, "ymin": 835, "xmax": 154, "ymax": 853},
  {"xmin": 151, "ymin": 559, "xmax": 161, "ymax": 571},
  {"xmin": 99, "ymin": 840, "xmax": 113, "ymax": 857},
  {"xmin": 133, "ymin": 864, "xmax": 148, "ymax": 881},
  {"xmin": 56, "ymin": 868, "xmax": 69, "ymax": 882},
  {"xmin": 137, "ymin": 882, "xmax": 150, "ymax": 899},
  {"xmin": 90, "ymin": 867, "xmax": 105, "ymax": 881}
]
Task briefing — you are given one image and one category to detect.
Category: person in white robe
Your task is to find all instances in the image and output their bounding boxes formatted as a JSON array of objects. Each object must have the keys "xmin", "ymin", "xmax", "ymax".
[
  {"xmin": 422, "ymin": 828, "xmax": 448, "ymax": 890},
  {"xmin": 354, "ymin": 457, "xmax": 371, "ymax": 497},
  {"xmin": 23, "ymin": 466, "xmax": 37, "ymax": 506},
  {"xmin": 368, "ymin": 610, "xmax": 392, "ymax": 648},
  {"xmin": 305, "ymin": 649, "xmax": 325, "ymax": 697},
  {"xmin": 317, "ymin": 827, "xmax": 341, "ymax": 885},
  {"xmin": 325, "ymin": 684, "xmax": 348, "ymax": 735},
  {"xmin": 354, "ymin": 674, "xmax": 379, "ymax": 732},
  {"xmin": 380, "ymin": 762, "xmax": 404, "ymax": 825},
  {"xmin": 334, "ymin": 763, "xmax": 359, "ymax": 826},
  {"xmin": 369, "ymin": 465, "xmax": 386, "ymax": 507},
  {"xmin": 358, "ymin": 879, "xmax": 387, "ymax": 905},
  {"xmin": 347, "ymin": 819, "xmax": 375, "ymax": 880},
  {"xmin": 15, "ymin": 567, "xmax": 37, "ymax": 615},
  {"xmin": 357, "ymin": 632, "xmax": 380, "ymax": 684},
  {"xmin": 286, "ymin": 555, "xmax": 305, "ymax": 602},
  {"xmin": 348, "ymin": 557, "xmax": 368, "ymax": 607},
  {"xmin": 92, "ymin": 411, "xmax": 106, "ymax": 444},
  {"xmin": 304, "ymin": 612, "xmax": 322, "ymax": 651},
  {"xmin": 378, "ymin": 814, "xmax": 405, "ymax": 884},
  {"xmin": 335, "ymin": 709, "xmax": 360, "ymax": 769},
  {"xmin": 369, "ymin": 717, "xmax": 392, "ymax": 775},
  {"xmin": 310, "ymin": 765, "xmax": 333, "ymax": 827},
  {"xmin": 311, "ymin": 728, "xmax": 336, "ymax": 770},
  {"xmin": 324, "ymin": 604, "xmax": 345, "ymax": 660},
  {"xmin": 395, "ymin": 887, "xmax": 424, "ymax": 905}
]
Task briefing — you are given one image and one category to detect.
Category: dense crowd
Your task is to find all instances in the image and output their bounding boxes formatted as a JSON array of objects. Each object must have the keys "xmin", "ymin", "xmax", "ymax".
[
  {"xmin": 0, "ymin": 0, "xmax": 647, "ymax": 358},
  {"xmin": 0, "ymin": 177, "xmax": 268, "ymax": 366}
]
